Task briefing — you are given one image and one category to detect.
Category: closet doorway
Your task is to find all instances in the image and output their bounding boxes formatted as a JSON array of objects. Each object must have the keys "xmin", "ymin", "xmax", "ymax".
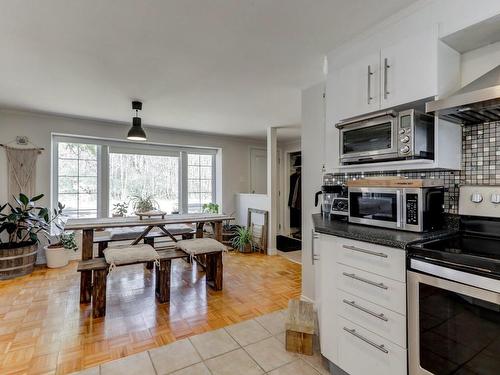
[{"xmin": 276, "ymin": 150, "xmax": 301, "ymax": 258}]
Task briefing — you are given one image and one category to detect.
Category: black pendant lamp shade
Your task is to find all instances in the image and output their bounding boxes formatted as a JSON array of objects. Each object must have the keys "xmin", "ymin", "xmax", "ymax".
[{"xmin": 127, "ymin": 101, "xmax": 147, "ymax": 141}]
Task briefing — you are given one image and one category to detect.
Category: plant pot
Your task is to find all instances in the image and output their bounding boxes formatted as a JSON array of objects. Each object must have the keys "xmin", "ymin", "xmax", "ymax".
[
  {"xmin": 0, "ymin": 242, "xmax": 38, "ymax": 280},
  {"xmin": 45, "ymin": 245, "xmax": 69, "ymax": 268},
  {"xmin": 239, "ymin": 243, "xmax": 253, "ymax": 253}
]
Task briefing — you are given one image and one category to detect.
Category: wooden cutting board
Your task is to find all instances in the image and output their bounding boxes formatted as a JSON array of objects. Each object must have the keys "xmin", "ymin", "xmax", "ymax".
[{"xmin": 347, "ymin": 178, "xmax": 443, "ymax": 188}]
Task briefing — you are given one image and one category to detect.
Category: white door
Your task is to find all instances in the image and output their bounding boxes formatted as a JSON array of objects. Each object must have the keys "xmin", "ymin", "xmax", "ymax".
[
  {"xmin": 331, "ymin": 51, "xmax": 381, "ymax": 121},
  {"xmin": 380, "ymin": 28, "xmax": 437, "ymax": 109},
  {"xmin": 250, "ymin": 148, "xmax": 267, "ymax": 194}
]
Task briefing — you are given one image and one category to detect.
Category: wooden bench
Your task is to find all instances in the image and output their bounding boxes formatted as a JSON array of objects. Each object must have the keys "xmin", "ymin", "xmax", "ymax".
[{"xmin": 77, "ymin": 248, "xmax": 188, "ymax": 318}]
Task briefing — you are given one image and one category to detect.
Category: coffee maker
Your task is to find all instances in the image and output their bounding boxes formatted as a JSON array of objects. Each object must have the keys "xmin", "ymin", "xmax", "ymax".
[{"xmin": 315, "ymin": 173, "xmax": 348, "ymax": 220}]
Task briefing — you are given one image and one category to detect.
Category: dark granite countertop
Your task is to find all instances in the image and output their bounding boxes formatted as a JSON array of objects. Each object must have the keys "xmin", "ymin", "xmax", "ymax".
[{"xmin": 312, "ymin": 213, "xmax": 457, "ymax": 249}]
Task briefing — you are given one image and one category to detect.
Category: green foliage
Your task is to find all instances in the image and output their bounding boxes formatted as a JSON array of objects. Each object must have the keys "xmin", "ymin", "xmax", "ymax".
[
  {"xmin": 112, "ymin": 202, "xmax": 129, "ymax": 216},
  {"xmin": 130, "ymin": 194, "xmax": 158, "ymax": 213},
  {"xmin": 0, "ymin": 194, "xmax": 64, "ymax": 245},
  {"xmin": 59, "ymin": 231, "xmax": 78, "ymax": 251},
  {"xmin": 231, "ymin": 226, "xmax": 253, "ymax": 251},
  {"xmin": 202, "ymin": 203, "xmax": 219, "ymax": 214}
]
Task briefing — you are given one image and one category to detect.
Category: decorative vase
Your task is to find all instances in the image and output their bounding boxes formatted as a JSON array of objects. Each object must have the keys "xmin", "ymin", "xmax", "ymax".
[{"xmin": 45, "ymin": 245, "xmax": 69, "ymax": 268}]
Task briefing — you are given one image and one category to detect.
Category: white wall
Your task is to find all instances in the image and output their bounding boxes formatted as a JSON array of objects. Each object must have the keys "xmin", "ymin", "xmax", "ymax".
[
  {"xmin": 461, "ymin": 41, "xmax": 500, "ymax": 86},
  {"xmin": 234, "ymin": 193, "xmax": 270, "ymax": 226},
  {"xmin": 0, "ymin": 109, "xmax": 265, "ymax": 217}
]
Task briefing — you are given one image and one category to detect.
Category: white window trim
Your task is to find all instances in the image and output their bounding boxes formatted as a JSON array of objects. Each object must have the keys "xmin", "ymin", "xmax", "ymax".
[{"xmin": 52, "ymin": 134, "xmax": 218, "ymax": 218}]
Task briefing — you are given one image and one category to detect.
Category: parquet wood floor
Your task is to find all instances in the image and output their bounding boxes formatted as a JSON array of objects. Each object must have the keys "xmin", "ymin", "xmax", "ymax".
[{"xmin": 0, "ymin": 252, "xmax": 301, "ymax": 375}]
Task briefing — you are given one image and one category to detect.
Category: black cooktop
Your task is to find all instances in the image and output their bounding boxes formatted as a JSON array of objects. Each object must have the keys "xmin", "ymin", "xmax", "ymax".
[{"xmin": 408, "ymin": 216, "xmax": 500, "ymax": 279}]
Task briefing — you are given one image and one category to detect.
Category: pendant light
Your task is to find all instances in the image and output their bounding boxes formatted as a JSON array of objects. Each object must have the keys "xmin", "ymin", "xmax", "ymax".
[{"xmin": 127, "ymin": 101, "xmax": 147, "ymax": 141}]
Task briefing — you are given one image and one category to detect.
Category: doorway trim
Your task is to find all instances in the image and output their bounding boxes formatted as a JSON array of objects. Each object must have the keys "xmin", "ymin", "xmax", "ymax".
[{"xmin": 248, "ymin": 146, "xmax": 267, "ymax": 194}]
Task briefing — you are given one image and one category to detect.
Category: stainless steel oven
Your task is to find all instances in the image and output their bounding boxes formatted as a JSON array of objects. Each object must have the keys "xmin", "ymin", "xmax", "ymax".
[
  {"xmin": 408, "ymin": 261, "xmax": 500, "ymax": 375},
  {"xmin": 348, "ymin": 186, "xmax": 443, "ymax": 232},
  {"xmin": 336, "ymin": 109, "xmax": 434, "ymax": 164}
]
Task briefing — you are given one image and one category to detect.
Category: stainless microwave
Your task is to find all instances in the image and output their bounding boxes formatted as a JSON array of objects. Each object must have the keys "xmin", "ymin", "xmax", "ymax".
[
  {"xmin": 336, "ymin": 109, "xmax": 435, "ymax": 165},
  {"xmin": 348, "ymin": 186, "xmax": 444, "ymax": 232}
]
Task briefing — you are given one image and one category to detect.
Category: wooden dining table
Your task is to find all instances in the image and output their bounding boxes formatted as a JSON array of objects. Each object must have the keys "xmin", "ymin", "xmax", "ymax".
[{"xmin": 65, "ymin": 213, "xmax": 234, "ymax": 303}]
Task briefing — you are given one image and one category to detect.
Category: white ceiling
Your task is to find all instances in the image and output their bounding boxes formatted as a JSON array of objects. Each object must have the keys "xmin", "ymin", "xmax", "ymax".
[{"xmin": 0, "ymin": 0, "xmax": 416, "ymax": 139}]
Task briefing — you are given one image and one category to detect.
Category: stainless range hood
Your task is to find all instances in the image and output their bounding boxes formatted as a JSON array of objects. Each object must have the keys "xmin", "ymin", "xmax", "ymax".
[{"xmin": 426, "ymin": 64, "xmax": 500, "ymax": 124}]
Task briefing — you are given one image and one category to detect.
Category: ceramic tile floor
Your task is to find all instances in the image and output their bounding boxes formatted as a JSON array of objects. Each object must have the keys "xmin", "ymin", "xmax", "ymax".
[{"xmin": 71, "ymin": 309, "xmax": 330, "ymax": 375}]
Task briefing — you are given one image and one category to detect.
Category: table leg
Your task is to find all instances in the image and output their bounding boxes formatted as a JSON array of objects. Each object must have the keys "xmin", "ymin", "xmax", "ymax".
[
  {"xmin": 155, "ymin": 259, "xmax": 171, "ymax": 303},
  {"xmin": 144, "ymin": 237, "xmax": 155, "ymax": 270},
  {"xmin": 214, "ymin": 221, "xmax": 222, "ymax": 242},
  {"xmin": 196, "ymin": 222, "xmax": 204, "ymax": 238},
  {"xmin": 80, "ymin": 229, "xmax": 94, "ymax": 304},
  {"xmin": 131, "ymin": 225, "xmax": 154, "ymax": 245}
]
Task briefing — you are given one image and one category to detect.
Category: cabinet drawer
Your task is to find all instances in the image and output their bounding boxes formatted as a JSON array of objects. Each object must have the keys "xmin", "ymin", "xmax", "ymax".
[
  {"xmin": 337, "ymin": 290, "xmax": 406, "ymax": 347},
  {"xmin": 337, "ymin": 316, "xmax": 407, "ymax": 375},
  {"xmin": 336, "ymin": 263, "xmax": 406, "ymax": 315},
  {"xmin": 336, "ymin": 238, "xmax": 406, "ymax": 282}
]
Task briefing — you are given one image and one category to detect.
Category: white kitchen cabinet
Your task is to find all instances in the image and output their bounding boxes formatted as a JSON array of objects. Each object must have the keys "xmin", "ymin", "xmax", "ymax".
[
  {"xmin": 316, "ymin": 234, "xmax": 407, "ymax": 373},
  {"xmin": 379, "ymin": 28, "xmax": 438, "ymax": 109},
  {"xmin": 332, "ymin": 51, "xmax": 381, "ymax": 121},
  {"xmin": 337, "ymin": 316, "xmax": 407, "ymax": 375}
]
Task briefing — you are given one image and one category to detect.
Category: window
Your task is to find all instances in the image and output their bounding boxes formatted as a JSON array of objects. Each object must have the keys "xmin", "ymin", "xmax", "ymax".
[
  {"xmin": 187, "ymin": 154, "xmax": 215, "ymax": 213},
  {"xmin": 53, "ymin": 136, "xmax": 217, "ymax": 218},
  {"xmin": 56, "ymin": 142, "xmax": 99, "ymax": 218},
  {"xmin": 109, "ymin": 152, "xmax": 179, "ymax": 214}
]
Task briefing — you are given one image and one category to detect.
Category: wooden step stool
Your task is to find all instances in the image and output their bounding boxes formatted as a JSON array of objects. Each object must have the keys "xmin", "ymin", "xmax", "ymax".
[{"xmin": 285, "ymin": 299, "xmax": 315, "ymax": 356}]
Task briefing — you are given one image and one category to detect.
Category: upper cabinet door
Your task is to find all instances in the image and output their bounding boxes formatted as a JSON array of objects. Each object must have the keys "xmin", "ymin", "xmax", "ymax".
[
  {"xmin": 332, "ymin": 51, "xmax": 381, "ymax": 121},
  {"xmin": 380, "ymin": 29, "xmax": 437, "ymax": 109}
]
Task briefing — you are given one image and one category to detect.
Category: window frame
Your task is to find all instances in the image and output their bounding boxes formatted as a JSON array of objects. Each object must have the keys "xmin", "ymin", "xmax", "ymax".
[{"xmin": 52, "ymin": 135, "xmax": 218, "ymax": 218}]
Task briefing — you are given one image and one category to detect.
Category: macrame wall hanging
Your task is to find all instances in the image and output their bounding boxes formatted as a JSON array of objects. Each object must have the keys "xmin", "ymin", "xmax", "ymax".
[{"xmin": 1, "ymin": 137, "xmax": 43, "ymax": 205}]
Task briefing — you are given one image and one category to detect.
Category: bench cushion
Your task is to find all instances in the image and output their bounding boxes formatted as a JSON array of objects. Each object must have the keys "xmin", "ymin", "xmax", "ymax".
[
  {"xmin": 176, "ymin": 238, "xmax": 226, "ymax": 255},
  {"xmin": 104, "ymin": 244, "xmax": 159, "ymax": 267}
]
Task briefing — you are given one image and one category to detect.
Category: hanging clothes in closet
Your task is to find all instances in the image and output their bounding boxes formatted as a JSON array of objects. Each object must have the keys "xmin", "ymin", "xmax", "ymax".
[{"xmin": 288, "ymin": 156, "xmax": 301, "ymax": 229}]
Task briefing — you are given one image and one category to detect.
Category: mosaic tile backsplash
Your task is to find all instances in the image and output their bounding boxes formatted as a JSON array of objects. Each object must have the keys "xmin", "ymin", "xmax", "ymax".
[{"xmin": 330, "ymin": 121, "xmax": 500, "ymax": 215}]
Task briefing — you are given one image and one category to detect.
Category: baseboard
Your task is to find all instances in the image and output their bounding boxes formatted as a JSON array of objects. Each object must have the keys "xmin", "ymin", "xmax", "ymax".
[
  {"xmin": 267, "ymin": 248, "xmax": 278, "ymax": 256},
  {"xmin": 300, "ymin": 294, "xmax": 315, "ymax": 305}
]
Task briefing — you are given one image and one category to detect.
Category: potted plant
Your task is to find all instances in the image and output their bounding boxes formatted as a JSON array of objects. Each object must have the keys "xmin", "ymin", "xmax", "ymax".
[
  {"xmin": 112, "ymin": 202, "xmax": 128, "ymax": 217},
  {"xmin": 44, "ymin": 231, "xmax": 78, "ymax": 268},
  {"xmin": 202, "ymin": 203, "xmax": 219, "ymax": 214},
  {"xmin": 0, "ymin": 194, "xmax": 63, "ymax": 279},
  {"xmin": 231, "ymin": 226, "xmax": 253, "ymax": 253},
  {"xmin": 130, "ymin": 194, "xmax": 158, "ymax": 213}
]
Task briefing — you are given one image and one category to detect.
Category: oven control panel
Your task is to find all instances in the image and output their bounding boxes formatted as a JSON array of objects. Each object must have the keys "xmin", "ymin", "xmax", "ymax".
[
  {"xmin": 459, "ymin": 186, "xmax": 500, "ymax": 218},
  {"xmin": 406, "ymin": 193, "xmax": 419, "ymax": 225}
]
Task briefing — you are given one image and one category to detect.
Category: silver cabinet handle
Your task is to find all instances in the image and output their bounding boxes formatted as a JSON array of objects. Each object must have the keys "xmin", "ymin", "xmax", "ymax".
[
  {"xmin": 342, "ymin": 244, "xmax": 388, "ymax": 258},
  {"xmin": 342, "ymin": 299, "xmax": 388, "ymax": 322},
  {"xmin": 342, "ymin": 272, "xmax": 389, "ymax": 290},
  {"xmin": 311, "ymin": 230, "xmax": 319, "ymax": 265},
  {"xmin": 367, "ymin": 65, "xmax": 374, "ymax": 104},
  {"xmin": 343, "ymin": 327, "xmax": 389, "ymax": 354},
  {"xmin": 383, "ymin": 58, "xmax": 390, "ymax": 100}
]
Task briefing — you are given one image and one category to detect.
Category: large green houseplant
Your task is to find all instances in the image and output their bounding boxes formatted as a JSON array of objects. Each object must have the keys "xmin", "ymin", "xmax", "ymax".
[
  {"xmin": 0, "ymin": 193, "xmax": 64, "ymax": 279},
  {"xmin": 231, "ymin": 227, "xmax": 253, "ymax": 253}
]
